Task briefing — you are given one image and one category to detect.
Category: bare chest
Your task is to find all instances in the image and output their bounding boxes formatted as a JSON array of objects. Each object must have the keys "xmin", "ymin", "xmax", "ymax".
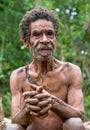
[{"xmin": 22, "ymin": 71, "xmax": 69, "ymax": 101}]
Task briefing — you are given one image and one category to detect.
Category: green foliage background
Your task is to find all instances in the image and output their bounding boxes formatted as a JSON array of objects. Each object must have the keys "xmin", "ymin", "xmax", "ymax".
[{"xmin": 0, "ymin": 0, "xmax": 90, "ymax": 121}]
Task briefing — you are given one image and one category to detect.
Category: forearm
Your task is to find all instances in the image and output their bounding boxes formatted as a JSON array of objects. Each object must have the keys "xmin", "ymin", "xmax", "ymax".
[
  {"xmin": 12, "ymin": 104, "xmax": 31, "ymax": 127},
  {"xmin": 51, "ymin": 96, "xmax": 84, "ymax": 121}
]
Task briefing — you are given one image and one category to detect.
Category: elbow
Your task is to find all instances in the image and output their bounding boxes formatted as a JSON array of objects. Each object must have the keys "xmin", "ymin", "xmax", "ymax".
[
  {"xmin": 11, "ymin": 115, "xmax": 20, "ymax": 124},
  {"xmin": 72, "ymin": 108, "xmax": 85, "ymax": 121},
  {"xmin": 75, "ymin": 108, "xmax": 85, "ymax": 121},
  {"xmin": 11, "ymin": 117, "xmax": 17, "ymax": 123},
  {"xmin": 79, "ymin": 111, "xmax": 85, "ymax": 121}
]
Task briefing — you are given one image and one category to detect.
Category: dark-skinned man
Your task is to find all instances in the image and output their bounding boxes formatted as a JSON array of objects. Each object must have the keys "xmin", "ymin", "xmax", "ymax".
[{"xmin": 6, "ymin": 7, "xmax": 85, "ymax": 130}]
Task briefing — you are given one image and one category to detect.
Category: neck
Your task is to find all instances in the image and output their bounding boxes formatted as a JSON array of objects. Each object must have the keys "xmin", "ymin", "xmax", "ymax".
[{"xmin": 33, "ymin": 58, "xmax": 54, "ymax": 74}]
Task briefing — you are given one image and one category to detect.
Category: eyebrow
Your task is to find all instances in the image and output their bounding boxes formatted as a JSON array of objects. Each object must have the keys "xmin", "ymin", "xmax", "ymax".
[{"xmin": 32, "ymin": 28, "xmax": 54, "ymax": 32}]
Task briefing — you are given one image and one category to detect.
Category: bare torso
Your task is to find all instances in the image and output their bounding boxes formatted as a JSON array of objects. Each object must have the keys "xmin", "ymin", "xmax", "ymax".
[{"xmin": 10, "ymin": 58, "xmax": 84, "ymax": 130}]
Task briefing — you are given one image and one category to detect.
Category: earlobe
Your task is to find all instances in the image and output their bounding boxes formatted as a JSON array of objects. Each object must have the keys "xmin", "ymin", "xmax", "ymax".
[
  {"xmin": 22, "ymin": 38, "xmax": 29, "ymax": 48},
  {"xmin": 56, "ymin": 34, "xmax": 58, "ymax": 40}
]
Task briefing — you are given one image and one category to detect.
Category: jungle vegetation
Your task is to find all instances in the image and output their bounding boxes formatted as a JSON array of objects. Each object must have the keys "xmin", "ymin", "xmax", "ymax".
[{"xmin": 0, "ymin": 0, "xmax": 90, "ymax": 121}]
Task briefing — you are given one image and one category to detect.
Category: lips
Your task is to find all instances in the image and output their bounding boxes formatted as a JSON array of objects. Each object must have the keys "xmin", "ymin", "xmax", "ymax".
[
  {"xmin": 35, "ymin": 43, "xmax": 54, "ymax": 54},
  {"xmin": 37, "ymin": 45, "xmax": 53, "ymax": 51},
  {"xmin": 38, "ymin": 48, "xmax": 52, "ymax": 51}
]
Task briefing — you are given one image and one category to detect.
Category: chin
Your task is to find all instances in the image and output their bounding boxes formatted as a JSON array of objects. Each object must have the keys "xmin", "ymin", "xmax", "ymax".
[{"xmin": 36, "ymin": 56, "xmax": 53, "ymax": 62}]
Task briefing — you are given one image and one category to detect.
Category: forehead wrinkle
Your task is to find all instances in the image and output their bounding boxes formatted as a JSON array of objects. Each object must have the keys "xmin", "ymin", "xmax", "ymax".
[{"xmin": 30, "ymin": 19, "xmax": 54, "ymax": 30}]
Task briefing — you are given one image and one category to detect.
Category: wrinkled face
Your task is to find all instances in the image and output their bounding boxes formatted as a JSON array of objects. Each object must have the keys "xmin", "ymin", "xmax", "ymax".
[{"xmin": 30, "ymin": 19, "xmax": 57, "ymax": 61}]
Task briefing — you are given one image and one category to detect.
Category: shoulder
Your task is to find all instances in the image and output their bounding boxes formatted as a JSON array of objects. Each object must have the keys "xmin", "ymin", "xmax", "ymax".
[
  {"xmin": 10, "ymin": 66, "xmax": 26, "ymax": 80},
  {"xmin": 55, "ymin": 59, "xmax": 81, "ymax": 73},
  {"xmin": 57, "ymin": 59, "xmax": 81, "ymax": 72},
  {"xmin": 62, "ymin": 62, "xmax": 82, "ymax": 85},
  {"xmin": 10, "ymin": 66, "xmax": 27, "ymax": 92},
  {"xmin": 65, "ymin": 62, "xmax": 82, "ymax": 76},
  {"xmin": 59, "ymin": 62, "xmax": 83, "ymax": 87},
  {"xmin": 55, "ymin": 59, "xmax": 82, "ymax": 82},
  {"xmin": 62, "ymin": 61, "xmax": 82, "ymax": 77}
]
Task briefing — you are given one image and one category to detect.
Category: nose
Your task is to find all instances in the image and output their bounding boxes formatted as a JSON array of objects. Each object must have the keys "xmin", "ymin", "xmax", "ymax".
[{"xmin": 40, "ymin": 34, "xmax": 49, "ymax": 44}]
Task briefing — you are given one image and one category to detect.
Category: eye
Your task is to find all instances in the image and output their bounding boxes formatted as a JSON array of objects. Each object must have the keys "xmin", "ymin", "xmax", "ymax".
[
  {"xmin": 47, "ymin": 30, "xmax": 54, "ymax": 36},
  {"xmin": 32, "ymin": 30, "xmax": 40, "ymax": 37}
]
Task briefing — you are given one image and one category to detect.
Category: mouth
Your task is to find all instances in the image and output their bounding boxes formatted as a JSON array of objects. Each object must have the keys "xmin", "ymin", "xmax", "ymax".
[
  {"xmin": 38, "ymin": 49, "xmax": 53, "ymax": 54},
  {"xmin": 38, "ymin": 46, "xmax": 53, "ymax": 51},
  {"xmin": 40, "ymin": 49, "xmax": 53, "ymax": 57},
  {"xmin": 35, "ymin": 42, "xmax": 54, "ymax": 52},
  {"xmin": 39, "ymin": 48, "xmax": 52, "ymax": 51}
]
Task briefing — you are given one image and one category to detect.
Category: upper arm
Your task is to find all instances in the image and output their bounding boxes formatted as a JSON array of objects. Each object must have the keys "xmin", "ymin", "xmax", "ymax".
[
  {"xmin": 67, "ymin": 64, "xmax": 84, "ymax": 113},
  {"xmin": 10, "ymin": 69, "xmax": 24, "ymax": 116}
]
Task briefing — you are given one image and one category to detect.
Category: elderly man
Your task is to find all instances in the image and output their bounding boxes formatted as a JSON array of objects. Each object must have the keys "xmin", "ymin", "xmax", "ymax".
[{"xmin": 6, "ymin": 7, "xmax": 85, "ymax": 130}]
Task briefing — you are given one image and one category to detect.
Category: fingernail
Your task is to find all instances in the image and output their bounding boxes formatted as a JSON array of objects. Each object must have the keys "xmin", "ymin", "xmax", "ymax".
[
  {"xmin": 30, "ymin": 111, "xmax": 32, "ymax": 114},
  {"xmin": 22, "ymin": 93, "xmax": 25, "ymax": 96},
  {"xmin": 49, "ymin": 104, "xmax": 52, "ymax": 107},
  {"xmin": 25, "ymin": 99, "xmax": 27, "ymax": 102},
  {"xmin": 48, "ymin": 93, "xmax": 51, "ymax": 96}
]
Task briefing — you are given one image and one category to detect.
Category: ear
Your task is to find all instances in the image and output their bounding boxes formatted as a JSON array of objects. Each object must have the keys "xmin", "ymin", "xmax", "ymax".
[
  {"xmin": 22, "ymin": 38, "xmax": 30, "ymax": 48},
  {"xmin": 55, "ymin": 34, "xmax": 58, "ymax": 40}
]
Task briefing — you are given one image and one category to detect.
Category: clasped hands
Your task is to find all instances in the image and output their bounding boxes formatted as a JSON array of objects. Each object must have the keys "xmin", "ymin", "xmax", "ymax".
[{"xmin": 23, "ymin": 84, "xmax": 53, "ymax": 118}]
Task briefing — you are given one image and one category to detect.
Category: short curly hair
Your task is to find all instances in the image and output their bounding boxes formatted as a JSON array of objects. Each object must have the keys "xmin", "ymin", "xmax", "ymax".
[{"xmin": 19, "ymin": 7, "xmax": 59, "ymax": 42}]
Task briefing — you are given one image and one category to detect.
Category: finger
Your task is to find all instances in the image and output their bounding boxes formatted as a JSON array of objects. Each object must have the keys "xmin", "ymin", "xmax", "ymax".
[
  {"xmin": 30, "ymin": 84, "xmax": 38, "ymax": 90},
  {"xmin": 30, "ymin": 85, "xmax": 43, "ymax": 93},
  {"xmin": 40, "ymin": 113, "xmax": 48, "ymax": 119},
  {"xmin": 38, "ymin": 100, "xmax": 49, "ymax": 107},
  {"xmin": 36, "ymin": 86, "xmax": 43, "ymax": 93},
  {"xmin": 37, "ymin": 86, "xmax": 48, "ymax": 93},
  {"xmin": 23, "ymin": 91, "xmax": 38, "ymax": 97},
  {"xmin": 30, "ymin": 111, "xmax": 39, "ymax": 116},
  {"xmin": 25, "ymin": 98, "xmax": 39, "ymax": 105},
  {"xmin": 25, "ymin": 104, "xmax": 31, "ymax": 113},
  {"xmin": 34, "ymin": 93, "xmax": 50, "ymax": 99},
  {"xmin": 39, "ymin": 104, "xmax": 52, "ymax": 115},
  {"xmin": 29, "ymin": 104, "xmax": 41, "ymax": 111}
]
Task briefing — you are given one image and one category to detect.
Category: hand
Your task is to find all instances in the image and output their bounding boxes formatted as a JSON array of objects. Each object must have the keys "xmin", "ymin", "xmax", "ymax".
[
  {"xmin": 33, "ymin": 92, "xmax": 52, "ymax": 118},
  {"xmin": 23, "ymin": 84, "xmax": 53, "ymax": 118},
  {"xmin": 23, "ymin": 90, "xmax": 40, "ymax": 116},
  {"xmin": 30, "ymin": 84, "xmax": 53, "ymax": 118}
]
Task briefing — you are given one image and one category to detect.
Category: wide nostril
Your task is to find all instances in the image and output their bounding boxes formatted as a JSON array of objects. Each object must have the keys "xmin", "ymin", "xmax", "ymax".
[{"xmin": 41, "ymin": 34, "xmax": 49, "ymax": 43}]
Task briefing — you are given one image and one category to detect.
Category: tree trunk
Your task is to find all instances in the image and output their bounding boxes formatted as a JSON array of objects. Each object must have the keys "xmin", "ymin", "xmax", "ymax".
[{"xmin": 35, "ymin": 0, "xmax": 39, "ymax": 7}]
